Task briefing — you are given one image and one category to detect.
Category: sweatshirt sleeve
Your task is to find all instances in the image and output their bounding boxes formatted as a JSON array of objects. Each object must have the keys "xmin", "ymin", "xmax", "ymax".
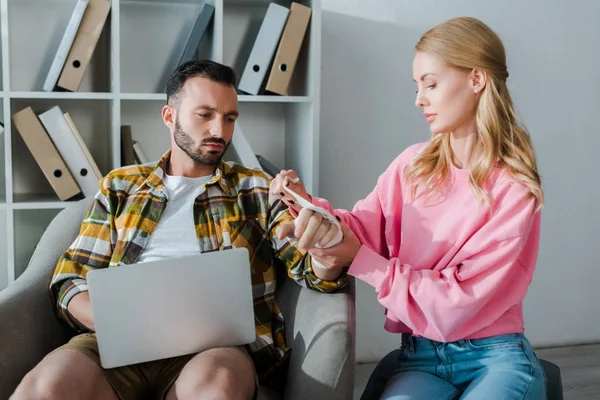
[{"xmin": 309, "ymin": 157, "xmax": 405, "ymax": 259}]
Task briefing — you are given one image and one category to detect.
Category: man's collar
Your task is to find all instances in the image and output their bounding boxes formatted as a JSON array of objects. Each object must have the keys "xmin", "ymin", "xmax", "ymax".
[{"xmin": 135, "ymin": 150, "xmax": 232, "ymax": 196}]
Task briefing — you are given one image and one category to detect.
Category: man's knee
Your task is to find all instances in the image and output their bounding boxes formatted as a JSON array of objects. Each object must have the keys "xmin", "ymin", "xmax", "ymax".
[
  {"xmin": 181, "ymin": 366, "xmax": 248, "ymax": 400},
  {"xmin": 10, "ymin": 349, "xmax": 116, "ymax": 400},
  {"xmin": 175, "ymin": 348, "xmax": 256, "ymax": 400},
  {"xmin": 10, "ymin": 371, "xmax": 66, "ymax": 400}
]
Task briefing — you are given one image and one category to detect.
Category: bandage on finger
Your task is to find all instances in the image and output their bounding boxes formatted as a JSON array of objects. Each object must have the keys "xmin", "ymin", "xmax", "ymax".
[{"xmin": 283, "ymin": 177, "xmax": 343, "ymax": 248}]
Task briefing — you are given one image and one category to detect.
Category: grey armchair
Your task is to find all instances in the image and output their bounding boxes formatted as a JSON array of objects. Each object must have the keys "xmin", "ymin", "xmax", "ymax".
[{"xmin": 0, "ymin": 198, "xmax": 356, "ymax": 400}]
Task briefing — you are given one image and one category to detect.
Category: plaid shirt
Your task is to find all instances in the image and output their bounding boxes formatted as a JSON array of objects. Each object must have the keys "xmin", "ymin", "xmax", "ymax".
[{"xmin": 49, "ymin": 151, "xmax": 347, "ymax": 385}]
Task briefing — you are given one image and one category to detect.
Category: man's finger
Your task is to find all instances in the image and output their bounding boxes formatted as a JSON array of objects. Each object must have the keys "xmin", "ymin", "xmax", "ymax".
[
  {"xmin": 270, "ymin": 175, "xmax": 285, "ymax": 198},
  {"xmin": 310, "ymin": 219, "xmax": 331, "ymax": 249},
  {"xmin": 294, "ymin": 208, "xmax": 314, "ymax": 238},
  {"xmin": 317, "ymin": 223, "xmax": 340, "ymax": 248},
  {"xmin": 276, "ymin": 222, "xmax": 296, "ymax": 240},
  {"xmin": 297, "ymin": 213, "xmax": 324, "ymax": 250}
]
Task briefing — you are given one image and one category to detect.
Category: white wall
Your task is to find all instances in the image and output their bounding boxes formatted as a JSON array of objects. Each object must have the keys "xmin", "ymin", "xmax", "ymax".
[{"xmin": 318, "ymin": 0, "xmax": 600, "ymax": 362}]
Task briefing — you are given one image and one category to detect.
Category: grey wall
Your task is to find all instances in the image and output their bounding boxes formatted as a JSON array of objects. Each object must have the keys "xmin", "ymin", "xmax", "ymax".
[{"xmin": 319, "ymin": 0, "xmax": 600, "ymax": 362}]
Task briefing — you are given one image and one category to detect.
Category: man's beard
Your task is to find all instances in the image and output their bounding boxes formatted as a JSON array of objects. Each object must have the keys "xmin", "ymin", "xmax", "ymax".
[{"xmin": 173, "ymin": 119, "xmax": 229, "ymax": 166}]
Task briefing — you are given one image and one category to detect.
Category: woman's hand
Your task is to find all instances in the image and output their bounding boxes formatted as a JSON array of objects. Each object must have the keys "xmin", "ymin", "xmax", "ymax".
[
  {"xmin": 308, "ymin": 220, "xmax": 362, "ymax": 269},
  {"xmin": 277, "ymin": 209, "xmax": 362, "ymax": 268},
  {"xmin": 270, "ymin": 169, "xmax": 311, "ymax": 214}
]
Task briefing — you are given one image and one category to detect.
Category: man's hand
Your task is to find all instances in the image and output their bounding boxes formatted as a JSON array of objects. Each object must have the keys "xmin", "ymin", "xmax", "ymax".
[
  {"xmin": 67, "ymin": 291, "xmax": 95, "ymax": 331},
  {"xmin": 277, "ymin": 208, "xmax": 362, "ymax": 269},
  {"xmin": 276, "ymin": 208, "xmax": 341, "ymax": 250},
  {"xmin": 270, "ymin": 169, "xmax": 311, "ymax": 214},
  {"xmin": 308, "ymin": 220, "xmax": 362, "ymax": 270}
]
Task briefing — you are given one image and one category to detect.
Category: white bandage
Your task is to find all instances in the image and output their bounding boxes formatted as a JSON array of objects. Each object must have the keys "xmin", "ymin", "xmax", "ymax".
[{"xmin": 283, "ymin": 177, "xmax": 343, "ymax": 249}]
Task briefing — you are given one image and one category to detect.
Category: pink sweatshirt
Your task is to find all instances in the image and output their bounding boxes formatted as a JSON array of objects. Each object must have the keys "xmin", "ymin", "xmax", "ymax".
[{"xmin": 311, "ymin": 143, "xmax": 541, "ymax": 342}]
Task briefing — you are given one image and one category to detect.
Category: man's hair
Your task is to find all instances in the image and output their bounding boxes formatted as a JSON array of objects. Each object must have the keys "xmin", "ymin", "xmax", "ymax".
[{"xmin": 166, "ymin": 60, "xmax": 237, "ymax": 107}]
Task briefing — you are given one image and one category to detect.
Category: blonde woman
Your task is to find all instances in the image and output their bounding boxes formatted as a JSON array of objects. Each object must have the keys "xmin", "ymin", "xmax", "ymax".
[{"xmin": 271, "ymin": 16, "xmax": 547, "ymax": 399}]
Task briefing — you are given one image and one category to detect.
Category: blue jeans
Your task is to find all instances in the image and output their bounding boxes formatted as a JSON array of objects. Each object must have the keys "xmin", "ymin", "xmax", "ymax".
[{"xmin": 361, "ymin": 333, "xmax": 547, "ymax": 400}]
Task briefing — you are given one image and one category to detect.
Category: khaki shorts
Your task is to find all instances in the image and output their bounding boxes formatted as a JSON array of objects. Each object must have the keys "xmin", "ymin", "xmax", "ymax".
[{"xmin": 54, "ymin": 333, "xmax": 258, "ymax": 400}]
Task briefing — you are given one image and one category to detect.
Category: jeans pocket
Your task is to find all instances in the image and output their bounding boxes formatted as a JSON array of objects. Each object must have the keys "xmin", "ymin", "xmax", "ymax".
[
  {"xmin": 465, "ymin": 333, "xmax": 525, "ymax": 351},
  {"xmin": 519, "ymin": 337, "xmax": 545, "ymax": 371}
]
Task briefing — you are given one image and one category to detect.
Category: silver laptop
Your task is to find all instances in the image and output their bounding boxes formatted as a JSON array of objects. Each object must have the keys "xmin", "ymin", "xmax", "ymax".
[{"xmin": 87, "ymin": 247, "xmax": 256, "ymax": 369}]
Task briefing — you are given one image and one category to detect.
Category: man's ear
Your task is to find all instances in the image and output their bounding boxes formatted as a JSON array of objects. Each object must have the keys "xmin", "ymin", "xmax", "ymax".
[
  {"xmin": 470, "ymin": 68, "xmax": 488, "ymax": 94},
  {"xmin": 162, "ymin": 104, "xmax": 175, "ymax": 129}
]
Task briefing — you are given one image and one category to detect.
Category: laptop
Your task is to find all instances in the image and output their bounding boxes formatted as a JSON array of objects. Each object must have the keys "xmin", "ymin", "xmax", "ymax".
[{"xmin": 87, "ymin": 247, "xmax": 256, "ymax": 369}]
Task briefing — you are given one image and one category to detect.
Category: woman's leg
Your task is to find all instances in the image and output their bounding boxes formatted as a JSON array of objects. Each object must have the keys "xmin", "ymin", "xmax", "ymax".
[
  {"xmin": 457, "ymin": 334, "xmax": 546, "ymax": 399},
  {"xmin": 360, "ymin": 349, "xmax": 404, "ymax": 400},
  {"xmin": 380, "ymin": 371, "xmax": 460, "ymax": 400},
  {"xmin": 361, "ymin": 334, "xmax": 462, "ymax": 400}
]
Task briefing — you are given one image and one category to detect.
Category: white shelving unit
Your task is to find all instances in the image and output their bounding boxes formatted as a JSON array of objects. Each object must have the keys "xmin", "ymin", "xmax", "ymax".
[{"xmin": 0, "ymin": 0, "xmax": 321, "ymax": 290}]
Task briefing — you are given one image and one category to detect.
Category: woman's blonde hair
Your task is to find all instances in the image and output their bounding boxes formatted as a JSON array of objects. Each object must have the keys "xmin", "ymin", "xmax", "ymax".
[{"xmin": 404, "ymin": 17, "xmax": 543, "ymax": 210}]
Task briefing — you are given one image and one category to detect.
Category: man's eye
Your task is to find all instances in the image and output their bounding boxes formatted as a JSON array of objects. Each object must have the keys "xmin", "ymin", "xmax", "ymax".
[
  {"xmin": 427, "ymin": 84, "xmax": 436, "ymax": 89},
  {"xmin": 197, "ymin": 113, "xmax": 210, "ymax": 118}
]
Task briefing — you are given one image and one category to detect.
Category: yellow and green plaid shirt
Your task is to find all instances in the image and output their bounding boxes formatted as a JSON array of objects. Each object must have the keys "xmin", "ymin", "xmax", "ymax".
[{"xmin": 49, "ymin": 150, "xmax": 347, "ymax": 385}]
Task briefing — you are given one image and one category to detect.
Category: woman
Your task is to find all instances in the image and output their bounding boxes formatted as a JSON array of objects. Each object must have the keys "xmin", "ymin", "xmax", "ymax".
[{"xmin": 271, "ymin": 16, "xmax": 546, "ymax": 399}]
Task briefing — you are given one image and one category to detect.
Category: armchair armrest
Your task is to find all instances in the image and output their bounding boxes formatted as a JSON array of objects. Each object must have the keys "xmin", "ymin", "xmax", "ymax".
[
  {"xmin": 276, "ymin": 274, "xmax": 356, "ymax": 400},
  {"xmin": 0, "ymin": 198, "xmax": 92, "ymax": 399}
]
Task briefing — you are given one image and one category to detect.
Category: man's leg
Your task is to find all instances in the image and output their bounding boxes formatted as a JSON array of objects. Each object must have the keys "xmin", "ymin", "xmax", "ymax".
[
  {"xmin": 11, "ymin": 333, "xmax": 149, "ymax": 400},
  {"xmin": 10, "ymin": 349, "xmax": 118, "ymax": 400},
  {"xmin": 163, "ymin": 347, "xmax": 257, "ymax": 400}
]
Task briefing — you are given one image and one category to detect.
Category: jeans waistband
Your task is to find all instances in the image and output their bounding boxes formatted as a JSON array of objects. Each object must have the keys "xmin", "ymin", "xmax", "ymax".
[{"xmin": 401, "ymin": 332, "xmax": 525, "ymax": 354}]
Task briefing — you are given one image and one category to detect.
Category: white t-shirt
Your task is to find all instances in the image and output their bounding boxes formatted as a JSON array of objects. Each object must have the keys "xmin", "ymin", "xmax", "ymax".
[{"xmin": 136, "ymin": 173, "xmax": 213, "ymax": 263}]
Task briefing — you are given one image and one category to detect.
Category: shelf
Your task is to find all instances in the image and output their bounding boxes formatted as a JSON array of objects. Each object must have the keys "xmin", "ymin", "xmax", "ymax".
[
  {"xmin": 121, "ymin": 0, "xmax": 205, "ymax": 4},
  {"xmin": 224, "ymin": 0, "xmax": 294, "ymax": 5},
  {"xmin": 120, "ymin": 93, "xmax": 167, "ymax": 101},
  {"xmin": 12, "ymin": 194, "xmax": 76, "ymax": 210},
  {"xmin": 119, "ymin": 93, "xmax": 312, "ymax": 103},
  {"xmin": 9, "ymin": 91, "xmax": 114, "ymax": 100},
  {"xmin": 238, "ymin": 95, "xmax": 312, "ymax": 103},
  {"xmin": 0, "ymin": 0, "xmax": 321, "ymax": 293}
]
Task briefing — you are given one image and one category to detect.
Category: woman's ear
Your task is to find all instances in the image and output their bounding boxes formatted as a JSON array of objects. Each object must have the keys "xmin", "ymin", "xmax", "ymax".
[{"xmin": 471, "ymin": 69, "xmax": 488, "ymax": 94}]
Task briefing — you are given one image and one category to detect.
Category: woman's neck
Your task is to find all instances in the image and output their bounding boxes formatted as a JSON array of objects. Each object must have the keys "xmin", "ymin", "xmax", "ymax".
[{"xmin": 449, "ymin": 122, "xmax": 477, "ymax": 169}]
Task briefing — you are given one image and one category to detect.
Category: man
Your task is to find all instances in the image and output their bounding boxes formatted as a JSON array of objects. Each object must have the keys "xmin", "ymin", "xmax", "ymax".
[{"xmin": 10, "ymin": 60, "xmax": 347, "ymax": 400}]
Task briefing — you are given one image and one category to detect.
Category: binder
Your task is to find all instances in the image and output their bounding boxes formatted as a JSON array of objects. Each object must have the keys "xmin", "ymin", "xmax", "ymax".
[
  {"xmin": 237, "ymin": 3, "xmax": 290, "ymax": 95},
  {"xmin": 132, "ymin": 141, "xmax": 149, "ymax": 164},
  {"xmin": 177, "ymin": 4, "xmax": 215, "ymax": 66},
  {"xmin": 156, "ymin": 3, "xmax": 215, "ymax": 92},
  {"xmin": 229, "ymin": 123, "xmax": 262, "ymax": 170},
  {"xmin": 256, "ymin": 155, "xmax": 279, "ymax": 177},
  {"xmin": 120, "ymin": 125, "xmax": 137, "ymax": 166},
  {"xmin": 265, "ymin": 3, "xmax": 311, "ymax": 95},
  {"xmin": 43, "ymin": 0, "xmax": 89, "ymax": 92},
  {"xmin": 12, "ymin": 107, "xmax": 81, "ymax": 201},
  {"xmin": 38, "ymin": 105, "xmax": 100, "ymax": 197},
  {"xmin": 56, "ymin": 0, "xmax": 111, "ymax": 92},
  {"xmin": 63, "ymin": 112, "xmax": 102, "ymax": 180}
]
